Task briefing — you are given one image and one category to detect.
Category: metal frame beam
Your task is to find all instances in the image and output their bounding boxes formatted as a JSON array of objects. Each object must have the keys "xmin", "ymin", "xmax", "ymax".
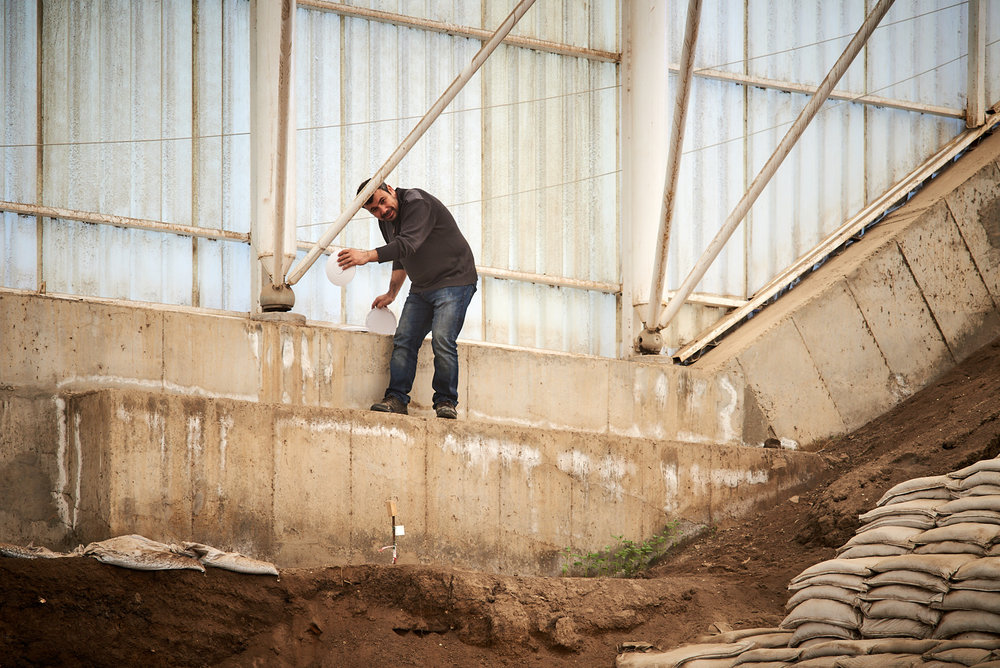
[{"xmin": 671, "ymin": 64, "xmax": 964, "ymax": 120}]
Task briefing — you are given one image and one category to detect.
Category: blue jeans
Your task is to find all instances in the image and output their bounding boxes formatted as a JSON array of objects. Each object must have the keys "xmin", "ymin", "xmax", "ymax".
[{"xmin": 385, "ymin": 283, "xmax": 476, "ymax": 407}]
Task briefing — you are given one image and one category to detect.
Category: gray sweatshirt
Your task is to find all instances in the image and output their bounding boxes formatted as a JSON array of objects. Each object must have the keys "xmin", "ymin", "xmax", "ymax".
[{"xmin": 374, "ymin": 187, "xmax": 478, "ymax": 292}]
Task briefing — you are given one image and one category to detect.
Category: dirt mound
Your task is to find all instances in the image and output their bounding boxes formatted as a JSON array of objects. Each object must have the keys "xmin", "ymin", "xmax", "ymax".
[{"xmin": 3, "ymin": 337, "xmax": 1000, "ymax": 667}]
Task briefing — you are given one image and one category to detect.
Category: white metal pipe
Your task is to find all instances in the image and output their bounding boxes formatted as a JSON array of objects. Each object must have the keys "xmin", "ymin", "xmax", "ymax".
[
  {"xmin": 967, "ymin": 0, "xmax": 986, "ymax": 128},
  {"xmin": 271, "ymin": 0, "xmax": 295, "ymax": 286},
  {"xmin": 0, "ymin": 200, "xmax": 250, "ymax": 243},
  {"xmin": 297, "ymin": 0, "xmax": 617, "ymax": 63},
  {"xmin": 645, "ymin": 0, "xmax": 702, "ymax": 330},
  {"xmin": 656, "ymin": 0, "xmax": 895, "ymax": 331},
  {"xmin": 286, "ymin": 0, "xmax": 537, "ymax": 286},
  {"xmin": 671, "ymin": 64, "xmax": 964, "ymax": 120}
]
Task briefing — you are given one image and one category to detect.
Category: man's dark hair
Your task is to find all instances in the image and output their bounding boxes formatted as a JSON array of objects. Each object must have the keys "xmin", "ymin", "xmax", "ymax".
[{"xmin": 357, "ymin": 179, "xmax": 389, "ymax": 206}]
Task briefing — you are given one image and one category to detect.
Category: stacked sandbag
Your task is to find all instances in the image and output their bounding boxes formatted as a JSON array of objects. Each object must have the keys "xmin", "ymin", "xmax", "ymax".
[
  {"xmin": 782, "ymin": 558, "xmax": 880, "ymax": 646},
  {"xmin": 934, "ymin": 558, "xmax": 1000, "ymax": 640},
  {"xmin": 615, "ymin": 457, "xmax": 1000, "ymax": 667},
  {"xmin": 859, "ymin": 554, "xmax": 975, "ymax": 640}
]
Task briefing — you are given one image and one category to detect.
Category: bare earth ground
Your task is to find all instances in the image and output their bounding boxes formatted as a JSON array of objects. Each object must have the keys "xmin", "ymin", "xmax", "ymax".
[{"xmin": 3, "ymin": 337, "xmax": 1000, "ymax": 667}]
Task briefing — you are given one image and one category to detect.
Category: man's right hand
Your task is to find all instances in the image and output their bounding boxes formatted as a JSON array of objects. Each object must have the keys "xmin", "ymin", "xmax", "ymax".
[{"xmin": 372, "ymin": 293, "xmax": 395, "ymax": 309}]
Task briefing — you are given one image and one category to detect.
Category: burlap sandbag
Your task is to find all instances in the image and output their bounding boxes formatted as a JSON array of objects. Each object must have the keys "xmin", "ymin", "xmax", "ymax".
[
  {"xmin": 614, "ymin": 640, "xmax": 754, "ymax": 668},
  {"xmin": 939, "ymin": 497, "xmax": 1000, "ymax": 515},
  {"xmin": 860, "ymin": 584, "xmax": 944, "ymax": 606},
  {"xmin": 833, "ymin": 654, "xmax": 925, "ymax": 667},
  {"xmin": 938, "ymin": 510, "xmax": 1000, "ymax": 527},
  {"xmin": 82, "ymin": 535, "xmax": 205, "ymax": 572},
  {"xmin": 840, "ymin": 526, "xmax": 923, "ymax": 549},
  {"xmin": 781, "ymin": 599, "xmax": 860, "ymax": 630},
  {"xmin": 730, "ymin": 647, "xmax": 802, "ymax": 665},
  {"xmin": 933, "ymin": 610, "xmax": 1000, "ymax": 638},
  {"xmin": 859, "ymin": 499, "xmax": 944, "ymax": 524},
  {"xmin": 859, "ymin": 616, "xmax": 932, "ymax": 639},
  {"xmin": 789, "ymin": 573, "xmax": 868, "ymax": 593},
  {"xmin": 787, "ymin": 585, "xmax": 862, "ymax": 611},
  {"xmin": 867, "ymin": 554, "xmax": 977, "ymax": 579},
  {"xmin": 838, "ymin": 544, "xmax": 910, "ymax": 559},
  {"xmin": 933, "ymin": 589, "xmax": 1000, "ymax": 612},
  {"xmin": 949, "ymin": 458, "xmax": 1000, "ymax": 480},
  {"xmin": 856, "ymin": 517, "xmax": 936, "ymax": 533},
  {"xmin": 954, "ymin": 556, "xmax": 1000, "ymax": 581},
  {"xmin": 958, "ymin": 485, "xmax": 1000, "ymax": 498},
  {"xmin": 868, "ymin": 638, "xmax": 941, "ymax": 654},
  {"xmin": 912, "ymin": 523, "xmax": 1000, "ymax": 548},
  {"xmin": 788, "ymin": 622, "xmax": 858, "ymax": 648},
  {"xmin": 865, "ymin": 570, "xmax": 950, "ymax": 593},
  {"xmin": 791, "ymin": 558, "xmax": 884, "ymax": 583},
  {"xmin": 877, "ymin": 476, "xmax": 953, "ymax": 507},
  {"xmin": 947, "ymin": 471, "xmax": 1000, "ymax": 491},
  {"xmin": 913, "ymin": 541, "xmax": 987, "ymax": 556},
  {"xmin": 798, "ymin": 638, "xmax": 883, "ymax": 660},
  {"xmin": 950, "ymin": 578, "xmax": 1000, "ymax": 592},
  {"xmin": 858, "ymin": 599, "xmax": 940, "ymax": 626},
  {"xmin": 693, "ymin": 628, "xmax": 788, "ymax": 645}
]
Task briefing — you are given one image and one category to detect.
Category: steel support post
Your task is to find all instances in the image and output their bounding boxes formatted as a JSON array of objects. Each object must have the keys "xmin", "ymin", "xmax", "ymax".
[{"xmin": 637, "ymin": 0, "xmax": 702, "ymax": 353}]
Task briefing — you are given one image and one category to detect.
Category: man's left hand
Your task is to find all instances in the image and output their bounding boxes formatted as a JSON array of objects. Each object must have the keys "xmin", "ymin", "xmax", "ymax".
[{"xmin": 338, "ymin": 248, "xmax": 375, "ymax": 269}]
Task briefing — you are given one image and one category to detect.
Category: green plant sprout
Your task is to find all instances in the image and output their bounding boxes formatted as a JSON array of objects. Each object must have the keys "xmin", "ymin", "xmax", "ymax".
[{"xmin": 560, "ymin": 520, "xmax": 680, "ymax": 578}]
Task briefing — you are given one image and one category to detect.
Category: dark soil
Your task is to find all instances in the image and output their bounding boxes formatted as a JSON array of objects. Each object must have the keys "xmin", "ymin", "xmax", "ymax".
[{"xmin": 4, "ymin": 337, "xmax": 1000, "ymax": 667}]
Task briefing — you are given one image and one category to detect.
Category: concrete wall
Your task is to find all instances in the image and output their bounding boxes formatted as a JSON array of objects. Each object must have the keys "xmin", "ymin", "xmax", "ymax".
[
  {"xmin": 0, "ymin": 387, "xmax": 820, "ymax": 574},
  {"xmin": 3, "ymin": 131, "xmax": 1000, "ymax": 573}
]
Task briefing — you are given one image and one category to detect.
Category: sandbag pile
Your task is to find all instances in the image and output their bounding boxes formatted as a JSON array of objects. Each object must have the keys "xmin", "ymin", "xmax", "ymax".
[
  {"xmin": 616, "ymin": 457, "xmax": 1000, "ymax": 667},
  {"xmin": 0, "ymin": 534, "xmax": 278, "ymax": 576}
]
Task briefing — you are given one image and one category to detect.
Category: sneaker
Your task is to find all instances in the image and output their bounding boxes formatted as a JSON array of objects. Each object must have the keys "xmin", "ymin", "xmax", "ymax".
[
  {"xmin": 371, "ymin": 395, "xmax": 407, "ymax": 415},
  {"xmin": 434, "ymin": 401, "xmax": 458, "ymax": 420}
]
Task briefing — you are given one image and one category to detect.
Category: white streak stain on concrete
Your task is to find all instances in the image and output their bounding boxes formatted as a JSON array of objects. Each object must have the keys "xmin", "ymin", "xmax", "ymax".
[
  {"xmin": 72, "ymin": 411, "xmax": 82, "ymax": 528},
  {"xmin": 654, "ymin": 372, "xmax": 668, "ymax": 408},
  {"xmin": 443, "ymin": 434, "xmax": 540, "ymax": 476},
  {"xmin": 187, "ymin": 416, "xmax": 204, "ymax": 468},
  {"xmin": 597, "ymin": 454, "xmax": 634, "ymax": 499},
  {"xmin": 116, "ymin": 405, "xmax": 132, "ymax": 423},
  {"xmin": 52, "ymin": 397, "xmax": 70, "ymax": 530},
  {"xmin": 56, "ymin": 375, "xmax": 256, "ymax": 402},
  {"xmin": 282, "ymin": 333, "xmax": 295, "ymax": 369},
  {"xmin": 718, "ymin": 375, "xmax": 739, "ymax": 443},
  {"xmin": 557, "ymin": 450, "xmax": 591, "ymax": 480},
  {"xmin": 248, "ymin": 328, "xmax": 260, "ymax": 363},
  {"xmin": 466, "ymin": 409, "xmax": 578, "ymax": 433},
  {"xmin": 660, "ymin": 461, "xmax": 679, "ymax": 514},
  {"xmin": 676, "ymin": 431, "xmax": 714, "ymax": 445},
  {"xmin": 712, "ymin": 468, "xmax": 769, "ymax": 487},
  {"xmin": 219, "ymin": 414, "xmax": 233, "ymax": 495},
  {"xmin": 277, "ymin": 416, "xmax": 409, "ymax": 444},
  {"xmin": 300, "ymin": 335, "xmax": 314, "ymax": 403}
]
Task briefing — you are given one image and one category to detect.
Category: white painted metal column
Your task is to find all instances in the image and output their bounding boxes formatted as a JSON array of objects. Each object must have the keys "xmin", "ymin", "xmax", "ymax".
[
  {"xmin": 250, "ymin": 0, "xmax": 298, "ymax": 311},
  {"xmin": 619, "ymin": 0, "xmax": 671, "ymax": 356},
  {"xmin": 637, "ymin": 0, "xmax": 702, "ymax": 354},
  {"xmin": 654, "ymin": 0, "xmax": 895, "ymax": 333},
  {"xmin": 967, "ymin": 0, "xmax": 986, "ymax": 129}
]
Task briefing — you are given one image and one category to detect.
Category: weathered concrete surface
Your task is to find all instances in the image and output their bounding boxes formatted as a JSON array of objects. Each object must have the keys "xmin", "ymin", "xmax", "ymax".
[
  {"xmin": 0, "ymin": 388, "xmax": 822, "ymax": 574},
  {"xmin": 708, "ymin": 130, "xmax": 1000, "ymax": 447}
]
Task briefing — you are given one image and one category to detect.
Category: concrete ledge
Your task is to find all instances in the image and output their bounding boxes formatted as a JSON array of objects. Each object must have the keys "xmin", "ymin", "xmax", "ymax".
[{"xmin": 1, "ymin": 387, "xmax": 824, "ymax": 574}]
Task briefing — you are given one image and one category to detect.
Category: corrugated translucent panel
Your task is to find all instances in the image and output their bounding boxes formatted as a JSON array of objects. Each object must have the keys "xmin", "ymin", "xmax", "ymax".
[
  {"xmin": 484, "ymin": 0, "xmax": 619, "ymax": 53},
  {"xmin": 478, "ymin": 41, "xmax": 618, "ymax": 356},
  {"xmin": 1, "ymin": 2, "xmax": 39, "ymax": 291}
]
